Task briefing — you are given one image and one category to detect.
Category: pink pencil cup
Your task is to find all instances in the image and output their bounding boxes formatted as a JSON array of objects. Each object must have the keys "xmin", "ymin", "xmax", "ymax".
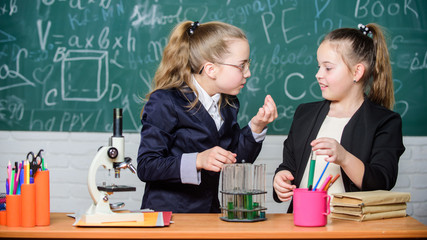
[{"xmin": 293, "ymin": 188, "xmax": 331, "ymax": 227}]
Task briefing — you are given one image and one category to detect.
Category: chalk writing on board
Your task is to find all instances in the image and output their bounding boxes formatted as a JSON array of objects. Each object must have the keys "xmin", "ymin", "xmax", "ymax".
[
  {"xmin": 61, "ymin": 50, "xmax": 109, "ymax": 102},
  {"xmin": 354, "ymin": 0, "xmax": 419, "ymax": 19},
  {"xmin": 0, "ymin": 0, "xmax": 426, "ymax": 135},
  {"xmin": 0, "ymin": 48, "xmax": 35, "ymax": 91}
]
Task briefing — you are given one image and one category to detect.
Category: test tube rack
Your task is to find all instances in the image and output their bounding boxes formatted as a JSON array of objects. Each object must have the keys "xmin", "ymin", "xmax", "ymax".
[{"xmin": 220, "ymin": 163, "xmax": 267, "ymax": 222}]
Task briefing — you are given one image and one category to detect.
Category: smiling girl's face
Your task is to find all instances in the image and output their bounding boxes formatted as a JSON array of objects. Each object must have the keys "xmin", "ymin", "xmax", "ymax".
[{"xmin": 315, "ymin": 41, "xmax": 356, "ymax": 102}]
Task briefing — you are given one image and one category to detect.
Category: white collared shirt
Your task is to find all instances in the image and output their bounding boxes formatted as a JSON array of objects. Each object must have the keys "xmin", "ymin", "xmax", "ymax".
[
  {"xmin": 192, "ymin": 75, "xmax": 223, "ymax": 131},
  {"xmin": 180, "ymin": 75, "xmax": 268, "ymax": 186}
]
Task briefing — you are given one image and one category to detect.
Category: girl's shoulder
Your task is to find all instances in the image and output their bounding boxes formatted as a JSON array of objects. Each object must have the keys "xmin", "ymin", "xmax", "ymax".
[
  {"xmin": 147, "ymin": 87, "xmax": 197, "ymax": 113},
  {"xmin": 150, "ymin": 88, "xmax": 177, "ymax": 98},
  {"xmin": 362, "ymin": 98, "xmax": 402, "ymax": 121},
  {"xmin": 150, "ymin": 88, "xmax": 193, "ymax": 101},
  {"xmin": 144, "ymin": 89, "xmax": 179, "ymax": 112}
]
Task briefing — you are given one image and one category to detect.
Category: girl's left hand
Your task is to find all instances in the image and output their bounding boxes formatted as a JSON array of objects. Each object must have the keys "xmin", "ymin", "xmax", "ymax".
[
  {"xmin": 250, "ymin": 95, "xmax": 278, "ymax": 133},
  {"xmin": 311, "ymin": 137, "xmax": 349, "ymax": 165}
]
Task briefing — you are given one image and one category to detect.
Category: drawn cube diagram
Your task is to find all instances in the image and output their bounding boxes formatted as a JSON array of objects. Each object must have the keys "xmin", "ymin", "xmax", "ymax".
[{"xmin": 61, "ymin": 50, "xmax": 109, "ymax": 102}]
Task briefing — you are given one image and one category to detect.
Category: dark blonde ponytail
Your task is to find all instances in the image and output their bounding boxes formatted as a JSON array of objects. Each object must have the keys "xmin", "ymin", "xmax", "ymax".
[
  {"xmin": 366, "ymin": 23, "xmax": 394, "ymax": 110},
  {"xmin": 148, "ymin": 21, "xmax": 193, "ymax": 98}
]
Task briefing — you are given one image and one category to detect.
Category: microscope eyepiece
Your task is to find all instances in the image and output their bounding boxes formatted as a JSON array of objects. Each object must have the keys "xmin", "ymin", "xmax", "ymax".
[{"xmin": 113, "ymin": 108, "xmax": 123, "ymax": 137}]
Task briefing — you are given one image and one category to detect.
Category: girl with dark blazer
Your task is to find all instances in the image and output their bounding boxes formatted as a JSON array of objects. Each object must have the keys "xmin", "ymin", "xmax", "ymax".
[
  {"xmin": 137, "ymin": 21, "xmax": 278, "ymax": 213},
  {"xmin": 273, "ymin": 23, "xmax": 405, "ymax": 212}
]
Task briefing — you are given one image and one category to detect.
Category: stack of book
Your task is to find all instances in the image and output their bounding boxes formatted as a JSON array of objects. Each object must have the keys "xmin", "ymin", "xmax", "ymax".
[{"xmin": 331, "ymin": 190, "xmax": 411, "ymax": 221}]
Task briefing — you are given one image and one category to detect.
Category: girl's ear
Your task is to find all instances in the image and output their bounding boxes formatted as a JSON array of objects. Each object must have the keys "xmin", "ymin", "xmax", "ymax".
[
  {"xmin": 353, "ymin": 63, "xmax": 365, "ymax": 83},
  {"xmin": 203, "ymin": 62, "xmax": 217, "ymax": 79}
]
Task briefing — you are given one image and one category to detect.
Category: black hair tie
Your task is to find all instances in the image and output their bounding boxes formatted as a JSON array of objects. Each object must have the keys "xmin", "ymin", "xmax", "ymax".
[
  {"xmin": 358, "ymin": 23, "xmax": 371, "ymax": 36},
  {"xmin": 187, "ymin": 21, "xmax": 200, "ymax": 36}
]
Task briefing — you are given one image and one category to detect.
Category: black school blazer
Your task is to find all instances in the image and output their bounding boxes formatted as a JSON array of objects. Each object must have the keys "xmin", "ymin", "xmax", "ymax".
[
  {"xmin": 137, "ymin": 88, "xmax": 262, "ymax": 213},
  {"xmin": 274, "ymin": 98, "xmax": 405, "ymax": 212}
]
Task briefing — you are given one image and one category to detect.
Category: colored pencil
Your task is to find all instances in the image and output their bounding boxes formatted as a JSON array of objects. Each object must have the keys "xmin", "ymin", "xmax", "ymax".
[
  {"xmin": 319, "ymin": 174, "xmax": 332, "ymax": 191},
  {"xmin": 313, "ymin": 162, "xmax": 329, "ymax": 191},
  {"xmin": 324, "ymin": 174, "xmax": 341, "ymax": 191},
  {"xmin": 307, "ymin": 151, "xmax": 316, "ymax": 188}
]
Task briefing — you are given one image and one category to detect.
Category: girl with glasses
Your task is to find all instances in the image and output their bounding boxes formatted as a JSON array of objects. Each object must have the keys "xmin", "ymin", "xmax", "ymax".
[{"xmin": 137, "ymin": 21, "xmax": 277, "ymax": 213}]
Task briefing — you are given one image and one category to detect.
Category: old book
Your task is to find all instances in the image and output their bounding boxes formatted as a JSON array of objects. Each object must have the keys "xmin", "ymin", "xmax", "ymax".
[
  {"xmin": 332, "ymin": 190, "xmax": 410, "ymax": 207},
  {"xmin": 332, "ymin": 203, "xmax": 407, "ymax": 214},
  {"xmin": 331, "ymin": 209, "xmax": 407, "ymax": 222}
]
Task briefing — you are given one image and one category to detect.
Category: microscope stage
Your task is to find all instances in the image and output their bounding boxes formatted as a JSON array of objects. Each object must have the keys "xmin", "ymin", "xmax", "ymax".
[{"xmin": 97, "ymin": 185, "xmax": 136, "ymax": 192}]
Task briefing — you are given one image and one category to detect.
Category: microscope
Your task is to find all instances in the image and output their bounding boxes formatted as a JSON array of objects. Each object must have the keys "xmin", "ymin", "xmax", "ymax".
[{"xmin": 83, "ymin": 108, "xmax": 143, "ymax": 224}]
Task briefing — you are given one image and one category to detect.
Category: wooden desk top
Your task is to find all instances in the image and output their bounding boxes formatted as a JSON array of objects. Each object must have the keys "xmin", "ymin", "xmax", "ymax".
[{"xmin": 1, "ymin": 213, "xmax": 427, "ymax": 239}]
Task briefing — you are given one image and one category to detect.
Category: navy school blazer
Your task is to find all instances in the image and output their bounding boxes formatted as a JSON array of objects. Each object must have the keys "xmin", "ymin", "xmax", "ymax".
[
  {"xmin": 137, "ymin": 88, "xmax": 262, "ymax": 213},
  {"xmin": 273, "ymin": 98, "xmax": 405, "ymax": 213}
]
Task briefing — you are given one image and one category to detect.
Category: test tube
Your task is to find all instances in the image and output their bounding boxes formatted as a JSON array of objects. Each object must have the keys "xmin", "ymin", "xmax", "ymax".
[
  {"xmin": 234, "ymin": 164, "xmax": 244, "ymax": 219},
  {"xmin": 244, "ymin": 163, "xmax": 253, "ymax": 192},
  {"xmin": 253, "ymin": 164, "xmax": 260, "ymax": 218},
  {"xmin": 244, "ymin": 164, "xmax": 254, "ymax": 220},
  {"xmin": 253, "ymin": 202, "xmax": 260, "ymax": 218},
  {"xmin": 221, "ymin": 164, "xmax": 231, "ymax": 192},
  {"xmin": 255, "ymin": 164, "xmax": 266, "ymax": 219},
  {"xmin": 254, "ymin": 164, "xmax": 266, "ymax": 192},
  {"xmin": 222, "ymin": 164, "xmax": 235, "ymax": 219}
]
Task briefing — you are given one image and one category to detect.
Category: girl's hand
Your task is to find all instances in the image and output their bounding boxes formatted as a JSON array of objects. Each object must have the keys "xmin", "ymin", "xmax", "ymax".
[
  {"xmin": 196, "ymin": 146, "xmax": 237, "ymax": 172},
  {"xmin": 311, "ymin": 137, "xmax": 349, "ymax": 165},
  {"xmin": 250, "ymin": 95, "xmax": 278, "ymax": 133},
  {"xmin": 273, "ymin": 170, "xmax": 296, "ymax": 202},
  {"xmin": 311, "ymin": 137, "xmax": 365, "ymax": 188}
]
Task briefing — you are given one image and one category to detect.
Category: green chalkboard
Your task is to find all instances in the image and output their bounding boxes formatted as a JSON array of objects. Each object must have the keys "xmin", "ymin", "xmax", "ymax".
[{"xmin": 1, "ymin": 0, "xmax": 426, "ymax": 135}]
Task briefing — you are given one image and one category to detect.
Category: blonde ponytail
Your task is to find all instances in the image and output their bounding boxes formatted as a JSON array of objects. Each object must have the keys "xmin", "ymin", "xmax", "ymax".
[{"xmin": 148, "ymin": 21, "xmax": 193, "ymax": 98}]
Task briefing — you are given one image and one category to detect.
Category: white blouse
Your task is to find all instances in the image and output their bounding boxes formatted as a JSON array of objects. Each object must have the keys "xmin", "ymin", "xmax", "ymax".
[{"xmin": 300, "ymin": 115, "xmax": 350, "ymax": 195}]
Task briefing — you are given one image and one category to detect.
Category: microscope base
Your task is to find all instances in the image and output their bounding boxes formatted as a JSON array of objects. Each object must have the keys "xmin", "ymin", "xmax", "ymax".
[{"xmin": 83, "ymin": 194, "xmax": 144, "ymax": 224}]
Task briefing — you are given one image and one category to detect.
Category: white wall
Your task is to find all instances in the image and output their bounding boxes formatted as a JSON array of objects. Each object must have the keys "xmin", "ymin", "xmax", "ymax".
[{"xmin": 0, "ymin": 131, "xmax": 426, "ymax": 225}]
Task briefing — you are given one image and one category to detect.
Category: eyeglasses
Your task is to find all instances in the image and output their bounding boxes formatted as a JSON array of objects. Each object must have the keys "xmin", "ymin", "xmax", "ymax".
[
  {"xmin": 217, "ymin": 59, "xmax": 251, "ymax": 74},
  {"xmin": 198, "ymin": 59, "xmax": 251, "ymax": 74}
]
